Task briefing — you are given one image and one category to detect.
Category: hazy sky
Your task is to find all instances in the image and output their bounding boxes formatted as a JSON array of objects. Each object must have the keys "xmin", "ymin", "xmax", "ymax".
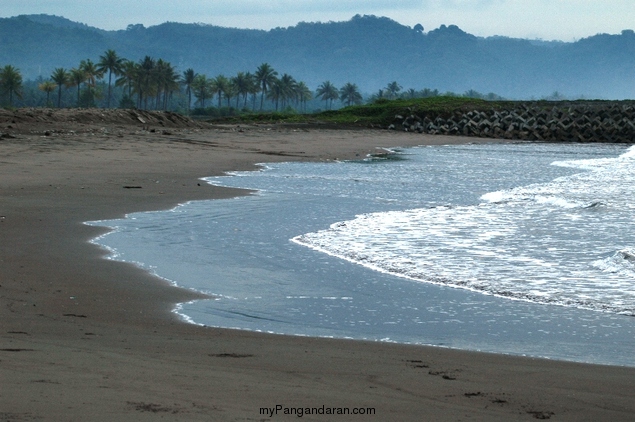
[{"xmin": 2, "ymin": 0, "xmax": 634, "ymax": 41}]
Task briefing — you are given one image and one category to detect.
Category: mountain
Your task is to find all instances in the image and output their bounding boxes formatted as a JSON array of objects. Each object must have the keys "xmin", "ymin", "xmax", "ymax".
[
  {"xmin": 1, "ymin": 14, "xmax": 634, "ymax": 99},
  {"xmin": 15, "ymin": 14, "xmax": 105, "ymax": 32}
]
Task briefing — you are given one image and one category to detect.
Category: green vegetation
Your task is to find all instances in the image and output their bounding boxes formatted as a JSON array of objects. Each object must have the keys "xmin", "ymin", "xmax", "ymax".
[
  {"xmin": 315, "ymin": 81, "xmax": 339, "ymax": 110},
  {"xmin": 98, "ymin": 49, "xmax": 124, "ymax": 108},
  {"xmin": 0, "ymin": 65, "xmax": 23, "ymax": 106},
  {"xmin": 5, "ymin": 47, "xmax": 615, "ymax": 130},
  {"xmin": 213, "ymin": 96, "xmax": 509, "ymax": 127},
  {"xmin": 1, "ymin": 46, "xmax": 513, "ymax": 120},
  {"xmin": 37, "ymin": 80, "xmax": 56, "ymax": 106},
  {"xmin": 2, "ymin": 14, "xmax": 635, "ymax": 102},
  {"xmin": 339, "ymin": 83, "xmax": 363, "ymax": 107},
  {"xmin": 5, "ymin": 14, "xmax": 629, "ymax": 111},
  {"xmin": 51, "ymin": 67, "xmax": 68, "ymax": 107},
  {"xmin": 324, "ymin": 96, "xmax": 504, "ymax": 125}
]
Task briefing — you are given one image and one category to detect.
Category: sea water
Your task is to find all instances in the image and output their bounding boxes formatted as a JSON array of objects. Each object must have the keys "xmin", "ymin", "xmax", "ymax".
[{"xmin": 87, "ymin": 142, "xmax": 635, "ymax": 367}]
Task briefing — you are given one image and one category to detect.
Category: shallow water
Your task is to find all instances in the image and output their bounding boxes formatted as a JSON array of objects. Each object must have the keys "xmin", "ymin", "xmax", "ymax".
[{"xmin": 88, "ymin": 142, "xmax": 635, "ymax": 367}]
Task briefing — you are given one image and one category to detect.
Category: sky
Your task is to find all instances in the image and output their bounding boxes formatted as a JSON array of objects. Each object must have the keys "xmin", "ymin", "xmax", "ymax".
[{"xmin": 2, "ymin": 0, "xmax": 635, "ymax": 41}]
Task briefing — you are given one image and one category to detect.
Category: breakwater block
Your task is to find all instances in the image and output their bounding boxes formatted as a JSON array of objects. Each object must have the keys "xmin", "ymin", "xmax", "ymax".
[{"xmin": 390, "ymin": 102, "xmax": 635, "ymax": 143}]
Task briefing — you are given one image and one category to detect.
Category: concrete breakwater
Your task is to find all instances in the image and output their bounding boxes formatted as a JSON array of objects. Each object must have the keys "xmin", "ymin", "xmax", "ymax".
[{"xmin": 390, "ymin": 102, "xmax": 635, "ymax": 143}]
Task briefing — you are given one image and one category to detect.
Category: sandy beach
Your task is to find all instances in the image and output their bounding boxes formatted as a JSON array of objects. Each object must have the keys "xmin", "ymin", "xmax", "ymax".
[{"xmin": 2, "ymin": 108, "xmax": 635, "ymax": 421}]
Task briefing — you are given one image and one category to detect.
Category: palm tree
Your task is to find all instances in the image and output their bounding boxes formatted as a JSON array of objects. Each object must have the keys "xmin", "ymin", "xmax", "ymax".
[
  {"xmin": 97, "ymin": 49, "xmax": 124, "ymax": 108},
  {"xmin": 385, "ymin": 81, "xmax": 402, "ymax": 99},
  {"xmin": 79, "ymin": 59, "xmax": 103, "ymax": 107},
  {"xmin": 224, "ymin": 83, "xmax": 237, "ymax": 108},
  {"xmin": 296, "ymin": 81, "xmax": 312, "ymax": 112},
  {"xmin": 68, "ymin": 67, "xmax": 86, "ymax": 107},
  {"xmin": 268, "ymin": 74, "xmax": 297, "ymax": 111},
  {"xmin": 211, "ymin": 75, "xmax": 229, "ymax": 108},
  {"xmin": 80, "ymin": 59, "xmax": 102, "ymax": 90},
  {"xmin": 135, "ymin": 56, "xmax": 155, "ymax": 109},
  {"xmin": 38, "ymin": 80, "xmax": 57, "ymax": 106},
  {"xmin": 246, "ymin": 72, "xmax": 260, "ymax": 110},
  {"xmin": 147, "ymin": 59, "xmax": 179, "ymax": 110},
  {"xmin": 160, "ymin": 62, "xmax": 180, "ymax": 111},
  {"xmin": 464, "ymin": 89, "xmax": 484, "ymax": 99},
  {"xmin": 191, "ymin": 74, "xmax": 211, "ymax": 108},
  {"xmin": 339, "ymin": 82, "xmax": 363, "ymax": 106},
  {"xmin": 420, "ymin": 88, "xmax": 439, "ymax": 98},
  {"xmin": 115, "ymin": 60, "xmax": 137, "ymax": 100},
  {"xmin": 286, "ymin": 74, "xmax": 299, "ymax": 109},
  {"xmin": 181, "ymin": 68, "xmax": 196, "ymax": 113},
  {"xmin": 50, "ymin": 68, "xmax": 68, "ymax": 107},
  {"xmin": 370, "ymin": 88, "xmax": 385, "ymax": 102},
  {"xmin": 280, "ymin": 74, "xmax": 297, "ymax": 109},
  {"xmin": 231, "ymin": 72, "xmax": 251, "ymax": 109},
  {"xmin": 315, "ymin": 81, "xmax": 338, "ymax": 110},
  {"xmin": 254, "ymin": 63, "xmax": 277, "ymax": 110},
  {"xmin": 266, "ymin": 76, "xmax": 283, "ymax": 111},
  {"xmin": 153, "ymin": 59, "xmax": 170, "ymax": 109},
  {"xmin": 0, "ymin": 65, "xmax": 23, "ymax": 106}
]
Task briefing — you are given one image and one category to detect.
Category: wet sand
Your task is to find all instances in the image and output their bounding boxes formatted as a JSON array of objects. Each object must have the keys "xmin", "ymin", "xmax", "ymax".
[{"xmin": 1, "ymin": 112, "xmax": 635, "ymax": 421}]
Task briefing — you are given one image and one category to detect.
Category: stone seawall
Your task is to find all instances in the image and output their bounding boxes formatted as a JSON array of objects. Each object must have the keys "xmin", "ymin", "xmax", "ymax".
[{"xmin": 390, "ymin": 102, "xmax": 635, "ymax": 143}]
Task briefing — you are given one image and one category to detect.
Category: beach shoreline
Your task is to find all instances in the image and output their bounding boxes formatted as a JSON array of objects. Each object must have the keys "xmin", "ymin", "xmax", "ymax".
[{"xmin": 2, "ymin": 111, "xmax": 635, "ymax": 421}]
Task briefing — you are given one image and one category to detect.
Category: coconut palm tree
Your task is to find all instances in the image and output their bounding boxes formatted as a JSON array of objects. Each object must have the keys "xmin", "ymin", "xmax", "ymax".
[
  {"xmin": 231, "ymin": 72, "xmax": 251, "ymax": 109},
  {"xmin": 50, "ymin": 68, "xmax": 68, "ymax": 107},
  {"xmin": 223, "ymin": 83, "xmax": 237, "ymax": 108},
  {"xmin": 280, "ymin": 74, "xmax": 297, "ymax": 110},
  {"xmin": 254, "ymin": 63, "xmax": 278, "ymax": 110},
  {"xmin": 97, "ymin": 49, "xmax": 124, "ymax": 108},
  {"xmin": 149, "ymin": 59, "xmax": 179, "ymax": 110},
  {"xmin": 315, "ymin": 81, "xmax": 338, "ymax": 110},
  {"xmin": 0, "ymin": 65, "xmax": 23, "ymax": 106},
  {"xmin": 420, "ymin": 88, "xmax": 439, "ymax": 98},
  {"xmin": 80, "ymin": 60, "xmax": 102, "ymax": 90},
  {"xmin": 268, "ymin": 74, "xmax": 297, "ymax": 111},
  {"xmin": 369, "ymin": 88, "xmax": 385, "ymax": 103},
  {"xmin": 135, "ymin": 56, "xmax": 155, "ymax": 109},
  {"xmin": 153, "ymin": 59, "xmax": 170, "ymax": 109},
  {"xmin": 160, "ymin": 62, "xmax": 180, "ymax": 111},
  {"xmin": 79, "ymin": 59, "xmax": 103, "ymax": 107},
  {"xmin": 191, "ymin": 74, "xmax": 211, "ymax": 108},
  {"xmin": 211, "ymin": 75, "xmax": 229, "ymax": 108},
  {"xmin": 385, "ymin": 81, "xmax": 402, "ymax": 99},
  {"xmin": 246, "ymin": 72, "xmax": 260, "ymax": 110},
  {"xmin": 339, "ymin": 82, "xmax": 363, "ymax": 106},
  {"xmin": 464, "ymin": 89, "xmax": 484, "ymax": 99},
  {"xmin": 295, "ymin": 81, "xmax": 312, "ymax": 112},
  {"xmin": 68, "ymin": 67, "xmax": 86, "ymax": 107},
  {"xmin": 38, "ymin": 80, "xmax": 57, "ymax": 106},
  {"xmin": 115, "ymin": 60, "xmax": 137, "ymax": 100},
  {"xmin": 266, "ymin": 76, "xmax": 283, "ymax": 111},
  {"xmin": 181, "ymin": 68, "xmax": 196, "ymax": 113}
]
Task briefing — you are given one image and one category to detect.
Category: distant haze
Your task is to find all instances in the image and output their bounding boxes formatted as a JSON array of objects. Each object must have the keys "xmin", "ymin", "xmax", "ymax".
[
  {"xmin": 3, "ymin": 14, "xmax": 635, "ymax": 100},
  {"xmin": 1, "ymin": 0, "xmax": 635, "ymax": 41}
]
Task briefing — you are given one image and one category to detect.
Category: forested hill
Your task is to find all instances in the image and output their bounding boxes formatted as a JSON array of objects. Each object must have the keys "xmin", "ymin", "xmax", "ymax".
[{"xmin": 2, "ymin": 13, "xmax": 635, "ymax": 99}]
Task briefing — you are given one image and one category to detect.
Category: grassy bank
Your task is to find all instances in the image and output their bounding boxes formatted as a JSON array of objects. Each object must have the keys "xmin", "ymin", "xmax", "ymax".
[
  {"xmin": 216, "ymin": 97, "xmax": 621, "ymax": 125},
  {"xmin": 208, "ymin": 97, "xmax": 498, "ymax": 126}
]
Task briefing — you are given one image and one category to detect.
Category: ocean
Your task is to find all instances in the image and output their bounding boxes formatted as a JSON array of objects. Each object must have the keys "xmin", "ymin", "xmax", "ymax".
[{"xmin": 87, "ymin": 142, "xmax": 635, "ymax": 367}]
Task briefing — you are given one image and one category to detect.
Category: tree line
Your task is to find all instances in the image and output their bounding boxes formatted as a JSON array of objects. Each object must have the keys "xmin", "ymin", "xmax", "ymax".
[
  {"xmin": 0, "ymin": 50, "xmax": 365, "ymax": 113},
  {"xmin": 1, "ymin": 49, "xmax": 506, "ymax": 113}
]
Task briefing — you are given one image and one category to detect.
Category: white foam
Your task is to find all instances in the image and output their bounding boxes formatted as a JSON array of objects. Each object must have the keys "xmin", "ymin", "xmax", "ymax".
[
  {"xmin": 480, "ymin": 190, "xmax": 507, "ymax": 203},
  {"xmin": 293, "ymin": 145, "xmax": 635, "ymax": 315},
  {"xmin": 592, "ymin": 249, "xmax": 635, "ymax": 277},
  {"xmin": 534, "ymin": 195, "xmax": 581, "ymax": 208}
]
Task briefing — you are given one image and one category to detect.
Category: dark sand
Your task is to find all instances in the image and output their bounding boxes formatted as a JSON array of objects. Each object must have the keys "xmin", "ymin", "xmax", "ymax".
[{"xmin": 1, "ymin": 109, "xmax": 634, "ymax": 421}]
